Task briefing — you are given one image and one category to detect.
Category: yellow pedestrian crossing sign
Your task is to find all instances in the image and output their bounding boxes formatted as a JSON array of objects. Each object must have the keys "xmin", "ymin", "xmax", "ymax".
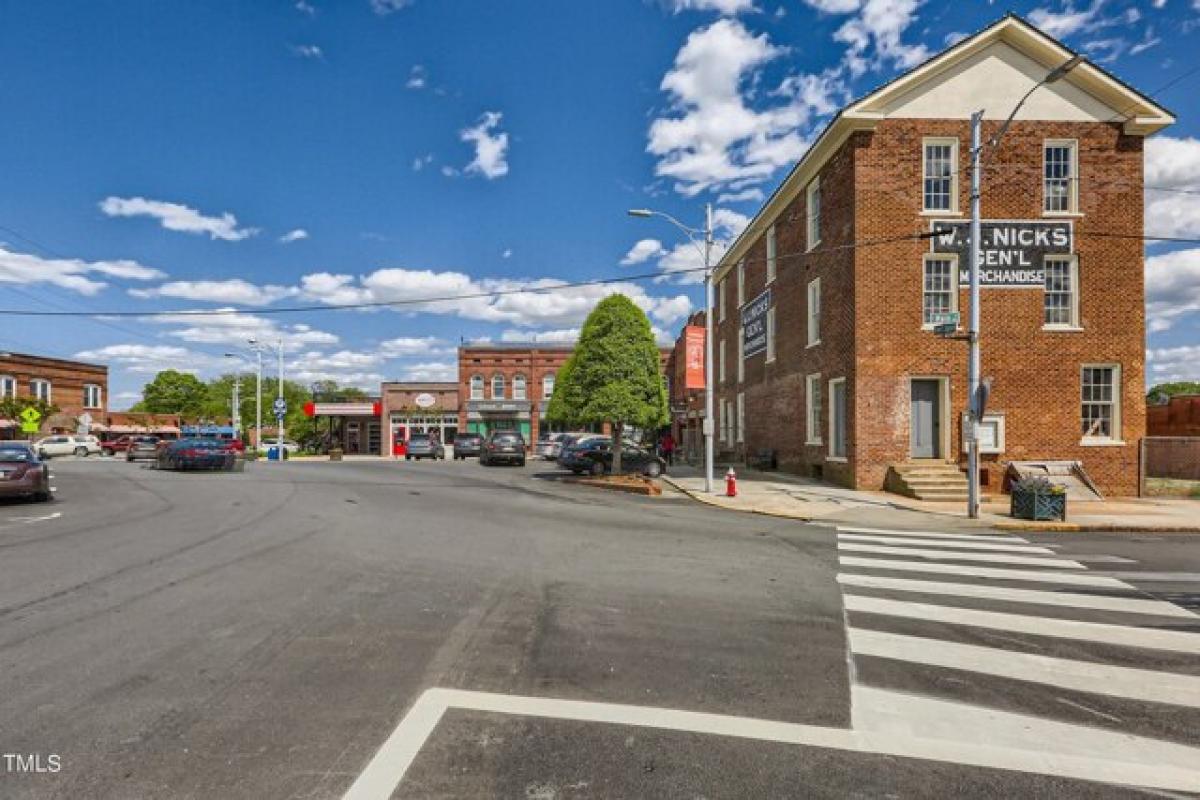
[{"xmin": 19, "ymin": 406, "xmax": 41, "ymax": 433}]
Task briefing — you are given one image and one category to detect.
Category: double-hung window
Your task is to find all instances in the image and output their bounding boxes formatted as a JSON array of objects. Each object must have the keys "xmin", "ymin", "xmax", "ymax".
[
  {"xmin": 491, "ymin": 374, "xmax": 505, "ymax": 400},
  {"xmin": 805, "ymin": 374, "xmax": 822, "ymax": 445},
  {"xmin": 1082, "ymin": 365, "xmax": 1120, "ymax": 442},
  {"xmin": 828, "ymin": 378, "xmax": 847, "ymax": 459},
  {"xmin": 718, "ymin": 278, "xmax": 726, "ymax": 322},
  {"xmin": 30, "ymin": 379, "xmax": 51, "ymax": 403},
  {"xmin": 1043, "ymin": 255, "xmax": 1079, "ymax": 328},
  {"xmin": 470, "ymin": 375, "xmax": 484, "ymax": 400},
  {"xmin": 766, "ymin": 307, "xmax": 776, "ymax": 363},
  {"xmin": 806, "ymin": 278, "xmax": 821, "ymax": 346},
  {"xmin": 766, "ymin": 225, "xmax": 777, "ymax": 283},
  {"xmin": 736, "ymin": 259, "xmax": 745, "ymax": 308},
  {"xmin": 736, "ymin": 392, "xmax": 745, "ymax": 443},
  {"xmin": 736, "ymin": 327, "xmax": 744, "ymax": 383},
  {"xmin": 922, "ymin": 255, "xmax": 958, "ymax": 326},
  {"xmin": 542, "ymin": 373, "xmax": 555, "ymax": 399},
  {"xmin": 922, "ymin": 138, "xmax": 958, "ymax": 212},
  {"xmin": 0, "ymin": 375, "xmax": 14, "ymax": 399},
  {"xmin": 83, "ymin": 384, "xmax": 102, "ymax": 409},
  {"xmin": 806, "ymin": 178, "xmax": 821, "ymax": 251},
  {"xmin": 1044, "ymin": 140, "xmax": 1078, "ymax": 214},
  {"xmin": 512, "ymin": 374, "xmax": 527, "ymax": 401},
  {"xmin": 719, "ymin": 338, "xmax": 726, "ymax": 384}
]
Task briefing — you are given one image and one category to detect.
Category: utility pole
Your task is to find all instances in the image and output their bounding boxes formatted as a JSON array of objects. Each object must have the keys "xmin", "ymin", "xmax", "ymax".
[
  {"xmin": 255, "ymin": 348, "xmax": 263, "ymax": 455},
  {"xmin": 702, "ymin": 202, "xmax": 715, "ymax": 494},
  {"xmin": 231, "ymin": 374, "xmax": 241, "ymax": 439},
  {"xmin": 966, "ymin": 110, "xmax": 983, "ymax": 520},
  {"xmin": 277, "ymin": 338, "xmax": 285, "ymax": 460}
]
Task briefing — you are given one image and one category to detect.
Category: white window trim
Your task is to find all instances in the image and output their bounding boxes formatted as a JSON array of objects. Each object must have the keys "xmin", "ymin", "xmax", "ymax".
[
  {"xmin": 806, "ymin": 177, "xmax": 821, "ymax": 252},
  {"xmin": 766, "ymin": 307, "xmax": 777, "ymax": 364},
  {"xmin": 512, "ymin": 374, "xmax": 527, "ymax": 401},
  {"xmin": 1043, "ymin": 138, "xmax": 1081, "ymax": 217},
  {"xmin": 736, "ymin": 259, "xmax": 745, "ymax": 308},
  {"xmin": 806, "ymin": 278, "xmax": 821, "ymax": 348},
  {"xmin": 718, "ymin": 279, "xmax": 726, "ymax": 322},
  {"xmin": 542, "ymin": 374, "xmax": 555, "ymax": 400},
  {"xmin": 0, "ymin": 375, "xmax": 15, "ymax": 399},
  {"xmin": 921, "ymin": 137, "xmax": 959, "ymax": 214},
  {"xmin": 491, "ymin": 374, "xmax": 505, "ymax": 400},
  {"xmin": 729, "ymin": 393, "xmax": 739, "ymax": 443},
  {"xmin": 470, "ymin": 375, "xmax": 484, "ymax": 401},
  {"xmin": 1042, "ymin": 254, "xmax": 1081, "ymax": 331},
  {"xmin": 828, "ymin": 377, "xmax": 847, "ymax": 461},
  {"xmin": 766, "ymin": 225, "xmax": 777, "ymax": 284},
  {"xmin": 805, "ymin": 373, "xmax": 822, "ymax": 445},
  {"xmin": 921, "ymin": 253, "xmax": 960, "ymax": 330},
  {"xmin": 1081, "ymin": 363, "xmax": 1123, "ymax": 445},
  {"xmin": 30, "ymin": 379, "xmax": 51, "ymax": 403},
  {"xmin": 736, "ymin": 328, "xmax": 744, "ymax": 383},
  {"xmin": 719, "ymin": 338, "xmax": 726, "ymax": 384},
  {"xmin": 83, "ymin": 383, "xmax": 102, "ymax": 409}
]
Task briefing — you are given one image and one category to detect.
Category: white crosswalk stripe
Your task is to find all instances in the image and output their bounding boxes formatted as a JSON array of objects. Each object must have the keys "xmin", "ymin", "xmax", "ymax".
[{"xmin": 835, "ymin": 525, "xmax": 1200, "ymax": 789}]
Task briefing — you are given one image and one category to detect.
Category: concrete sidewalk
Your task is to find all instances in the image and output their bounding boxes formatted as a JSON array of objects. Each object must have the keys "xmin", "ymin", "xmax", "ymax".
[{"xmin": 662, "ymin": 464, "xmax": 1200, "ymax": 532}]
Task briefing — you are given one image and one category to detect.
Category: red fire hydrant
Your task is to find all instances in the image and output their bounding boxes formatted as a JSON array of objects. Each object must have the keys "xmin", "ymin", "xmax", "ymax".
[{"xmin": 725, "ymin": 467, "xmax": 738, "ymax": 497}]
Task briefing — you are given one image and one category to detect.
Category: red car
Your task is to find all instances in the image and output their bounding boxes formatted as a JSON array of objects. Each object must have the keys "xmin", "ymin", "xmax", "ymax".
[
  {"xmin": 100, "ymin": 435, "xmax": 134, "ymax": 456},
  {"xmin": 0, "ymin": 443, "xmax": 52, "ymax": 502}
]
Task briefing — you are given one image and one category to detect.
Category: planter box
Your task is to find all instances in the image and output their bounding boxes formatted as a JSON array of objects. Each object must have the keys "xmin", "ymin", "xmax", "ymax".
[{"xmin": 1011, "ymin": 489, "xmax": 1067, "ymax": 521}]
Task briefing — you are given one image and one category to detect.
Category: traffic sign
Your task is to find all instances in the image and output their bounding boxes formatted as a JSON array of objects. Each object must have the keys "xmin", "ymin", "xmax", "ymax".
[
  {"xmin": 273, "ymin": 398, "xmax": 287, "ymax": 415},
  {"xmin": 19, "ymin": 407, "xmax": 41, "ymax": 424}
]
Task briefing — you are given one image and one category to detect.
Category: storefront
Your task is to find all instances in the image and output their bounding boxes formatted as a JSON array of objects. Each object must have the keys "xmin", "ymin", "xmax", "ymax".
[
  {"xmin": 381, "ymin": 382, "xmax": 460, "ymax": 457},
  {"xmin": 464, "ymin": 400, "xmax": 533, "ymax": 440},
  {"xmin": 303, "ymin": 400, "xmax": 383, "ymax": 455}
]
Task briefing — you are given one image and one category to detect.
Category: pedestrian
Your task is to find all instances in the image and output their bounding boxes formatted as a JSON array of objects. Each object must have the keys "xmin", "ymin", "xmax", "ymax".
[{"xmin": 660, "ymin": 431, "xmax": 675, "ymax": 466}]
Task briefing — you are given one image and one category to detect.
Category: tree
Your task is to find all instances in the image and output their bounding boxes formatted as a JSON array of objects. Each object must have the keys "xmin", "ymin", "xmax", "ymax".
[
  {"xmin": 545, "ymin": 352, "xmax": 582, "ymax": 427},
  {"xmin": 1148, "ymin": 382, "xmax": 1200, "ymax": 401},
  {"xmin": 139, "ymin": 370, "xmax": 209, "ymax": 416},
  {"xmin": 0, "ymin": 396, "xmax": 60, "ymax": 435},
  {"xmin": 550, "ymin": 294, "xmax": 668, "ymax": 474}
]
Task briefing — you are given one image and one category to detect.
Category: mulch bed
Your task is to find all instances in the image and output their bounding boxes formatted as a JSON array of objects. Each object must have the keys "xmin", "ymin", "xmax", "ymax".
[{"xmin": 566, "ymin": 474, "xmax": 662, "ymax": 496}]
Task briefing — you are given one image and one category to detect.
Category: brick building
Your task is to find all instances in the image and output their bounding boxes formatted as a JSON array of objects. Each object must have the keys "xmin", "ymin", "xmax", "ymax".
[
  {"xmin": 0, "ymin": 351, "xmax": 108, "ymax": 438},
  {"xmin": 665, "ymin": 311, "xmax": 708, "ymax": 463},
  {"xmin": 457, "ymin": 344, "xmax": 574, "ymax": 442},
  {"xmin": 707, "ymin": 15, "xmax": 1172, "ymax": 497},
  {"xmin": 383, "ymin": 382, "xmax": 459, "ymax": 456}
]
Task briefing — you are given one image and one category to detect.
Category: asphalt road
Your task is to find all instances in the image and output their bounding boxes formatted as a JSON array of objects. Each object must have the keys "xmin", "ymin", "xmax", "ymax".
[{"xmin": 0, "ymin": 456, "xmax": 1197, "ymax": 798}]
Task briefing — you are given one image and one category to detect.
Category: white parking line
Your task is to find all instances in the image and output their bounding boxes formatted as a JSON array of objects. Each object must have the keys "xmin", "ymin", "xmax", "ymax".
[
  {"xmin": 838, "ymin": 526, "xmax": 1029, "ymax": 542},
  {"xmin": 848, "ymin": 627, "xmax": 1200, "ymax": 708},
  {"xmin": 844, "ymin": 594, "xmax": 1200, "ymax": 654},
  {"xmin": 839, "ymin": 556, "xmax": 1129, "ymax": 588},
  {"xmin": 837, "ymin": 573, "xmax": 1196, "ymax": 618},
  {"xmin": 838, "ymin": 533, "xmax": 1055, "ymax": 554},
  {"xmin": 838, "ymin": 542, "xmax": 1086, "ymax": 569},
  {"xmin": 341, "ymin": 687, "xmax": 1200, "ymax": 798}
]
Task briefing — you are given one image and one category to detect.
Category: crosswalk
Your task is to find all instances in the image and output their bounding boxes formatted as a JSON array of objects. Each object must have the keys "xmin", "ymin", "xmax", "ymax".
[{"xmin": 835, "ymin": 524, "xmax": 1200, "ymax": 792}]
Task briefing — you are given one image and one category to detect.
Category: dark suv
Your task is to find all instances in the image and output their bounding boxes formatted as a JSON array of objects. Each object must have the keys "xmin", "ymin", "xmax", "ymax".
[
  {"xmin": 453, "ymin": 433, "xmax": 483, "ymax": 460},
  {"xmin": 480, "ymin": 432, "xmax": 526, "ymax": 467}
]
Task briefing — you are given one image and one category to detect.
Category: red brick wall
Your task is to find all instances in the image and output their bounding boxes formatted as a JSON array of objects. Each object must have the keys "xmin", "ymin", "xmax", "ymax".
[
  {"xmin": 1147, "ymin": 396, "xmax": 1200, "ymax": 437},
  {"xmin": 853, "ymin": 118, "xmax": 1144, "ymax": 496},
  {"xmin": 0, "ymin": 353, "xmax": 108, "ymax": 431}
]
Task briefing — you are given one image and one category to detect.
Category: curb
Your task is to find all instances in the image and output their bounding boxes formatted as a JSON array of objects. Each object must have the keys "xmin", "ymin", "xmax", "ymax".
[
  {"xmin": 662, "ymin": 476, "xmax": 817, "ymax": 521},
  {"xmin": 995, "ymin": 521, "xmax": 1200, "ymax": 534}
]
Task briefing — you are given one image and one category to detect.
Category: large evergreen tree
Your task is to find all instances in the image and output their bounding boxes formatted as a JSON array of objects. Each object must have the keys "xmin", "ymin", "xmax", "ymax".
[{"xmin": 549, "ymin": 294, "xmax": 667, "ymax": 473}]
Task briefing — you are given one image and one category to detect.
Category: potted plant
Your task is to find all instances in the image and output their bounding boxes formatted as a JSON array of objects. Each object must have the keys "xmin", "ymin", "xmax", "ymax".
[
  {"xmin": 1010, "ymin": 476, "xmax": 1067, "ymax": 521},
  {"xmin": 329, "ymin": 447, "xmax": 344, "ymax": 462}
]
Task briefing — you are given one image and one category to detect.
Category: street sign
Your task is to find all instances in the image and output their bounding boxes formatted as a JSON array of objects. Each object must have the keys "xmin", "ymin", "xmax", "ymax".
[
  {"xmin": 928, "ymin": 311, "xmax": 959, "ymax": 328},
  {"xmin": 933, "ymin": 323, "xmax": 957, "ymax": 336},
  {"xmin": 19, "ymin": 407, "xmax": 41, "ymax": 434},
  {"xmin": 273, "ymin": 398, "xmax": 287, "ymax": 415}
]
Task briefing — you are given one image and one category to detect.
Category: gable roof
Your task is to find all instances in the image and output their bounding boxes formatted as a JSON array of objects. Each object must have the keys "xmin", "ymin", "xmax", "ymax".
[{"xmin": 714, "ymin": 13, "xmax": 1174, "ymax": 278}]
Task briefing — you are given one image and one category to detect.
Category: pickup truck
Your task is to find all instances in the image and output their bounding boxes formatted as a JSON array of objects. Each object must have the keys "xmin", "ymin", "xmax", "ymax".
[{"xmin": 100, "ymin": 435, "xmax": 134, "ymax": 456}]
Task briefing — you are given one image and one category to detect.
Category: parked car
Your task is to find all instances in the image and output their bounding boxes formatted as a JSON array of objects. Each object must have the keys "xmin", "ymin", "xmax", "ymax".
[
  {"xmin": 0, "ymin": 443, "xmax": 51, "ymax": 502},
  {"xmin": 535, "ymin": 432, "xmax": 570, "ymax": 460},
  {"xmin": 578, "ymin": 443, "xmax": 667, "ymax": 478},
  {"xmin": 405, "ymin": 433, "xmax": 445, "ymax": 461},
  {"xmin": 35, "ymin": 434, "xmax": 101, "ymax": 458},
  {"xmin": 453, "ymin": 433, "xmax": 483, "ymax": 460},
  {"xmin": 554, "ymin": 433, "xmax": 606, "ymax": 468},
  {"xmin": 100, "ymin": 435, "xmax": 133, "ymax": 456},
  {"xmin": 157, "ymin": 439, "xmax": 238, "ymax": 471},
  {"xmin": 559, "ymin": 437, "xmax": 612, "ymax": 474},
  {"xmin": 256, "ymin": 438, "xmax": 299, "ymax": 456},
  {"xmin": 480, "ymin": 432, "xmax": 526, "ymax": 467},
  {"xmin": 125, "ymin": 436, "xmax": 161, "ymax": 462}
]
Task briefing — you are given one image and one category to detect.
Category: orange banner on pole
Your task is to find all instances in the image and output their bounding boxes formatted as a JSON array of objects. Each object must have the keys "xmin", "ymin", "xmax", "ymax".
[{"xmin": 684, "ymin": 326, "xmax": 705, "ymax": 389}]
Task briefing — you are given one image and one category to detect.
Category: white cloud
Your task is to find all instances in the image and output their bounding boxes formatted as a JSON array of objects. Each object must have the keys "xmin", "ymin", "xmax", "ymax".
[
  {"xmin": 400, "ymin": 361, "xmax": 457, "ymax": 382},
  {"xmin": 279, "ymin": 228, "xmax": 309, "ymax": 243},
  {"xmin": 1145, "ymin": 136, "xmax": 1200, "ymax": 240},
  {"xmin": 1145, "ymin": 247, "xmax": 1200, "ymax": 333},
  {"xmin": 1029, "ymin": 2, "xmax": 1104, "ymax": 38},
  {"xmin": 502, "ymin": 248, "xmax": 513, "ymax": 259},
  {"xmin": 412, "ymin": 154, "xmax": 434, "ymax": 171},
  {"xmin": 1147, "ymin": 345, "xmax": 1200, "ymax": 383},
  {"xmin": 291, "ymin": 44, "xmax": 323, "ymax": 59},
  {"xmin": 621, "ymin": 238, "xmax": 668, "ymax": 265},
  {"xmin": 440, "ymin": 165, "xmax": 460, "ymax": 178},
  {"xmin": 833, "ymin": 0, "xmax": 929, "ymax": 77},
  {"xmin": 129, "ymin": 279, "xmax": 298, "ymax": 306},
  {"xmin": 406, "ymin": 65, "xmax": 427, "ymax": 90},
  {"xmin": 1130, "ymin": 27, "xmax": 1161, "ymax": 54},
  {"xmin": 0, "ymin": 244, "xmax": 164, "ymax": 295},
  {"xmin": 669, "ymin": 0, "xmax": 757, "ymax": 13},
  {"xmin": 500, "ymin": 328, "xmax": 580, "ymax": 344},
  {"xmin": 378, "ymin": 336, "xmax": 453, "ymax": 357},
  {"xmin": 295, "ymin": 0, "xmax": 316, "ymax": 14},
  {"xmin": 72, "ymin": 344, "xmax": 220, "ymax": 375},
  {"xmin": 370, "ymin": 0, "xmax": 412, "ymax": 14},
  {"xmin": 286, "ymin": 349, "xmax": 385, "ymax": 389},
  {"xmin": 142, "ymin": 309, "xmax": 339, "ymax": 352},
  {"xmin": 717, "ymin": 187, "xmax": 765, "ymax": 204},
  {"xmin": 802, "ymin": 0, "xmax": 862, "ymax": 12},
  {"xmin": 460, "ymin": 112, "xmax": 510, "ymax": 180},
  {"xmin": 648, "ymin": 19, "xmax": 844, "ymax": 197},
  {"xmin": 99, "ymin": 196, "xmax": 258, "ymax": 241}
]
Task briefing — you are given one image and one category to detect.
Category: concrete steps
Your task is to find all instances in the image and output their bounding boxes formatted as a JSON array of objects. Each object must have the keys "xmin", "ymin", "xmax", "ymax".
[{"xmin": 885, "ymin": 462, "xmax": 982, "ymax": 502}]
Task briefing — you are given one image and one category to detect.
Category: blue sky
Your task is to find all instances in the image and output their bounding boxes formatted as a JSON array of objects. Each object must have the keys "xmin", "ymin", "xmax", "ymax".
[{"xmin": 1, "ymin": 0, "xmax": 1197, "ymax": 408}]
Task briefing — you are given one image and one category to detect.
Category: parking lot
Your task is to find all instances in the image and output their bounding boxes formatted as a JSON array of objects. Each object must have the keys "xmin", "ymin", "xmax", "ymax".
[{"xmin": 2, "ymin": 455, "xmax": 1198, "ymax": 798}]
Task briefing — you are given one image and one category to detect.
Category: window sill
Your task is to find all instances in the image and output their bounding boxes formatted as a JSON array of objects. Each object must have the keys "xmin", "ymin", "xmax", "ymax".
[
  {"xmin": 921, "ymin": 324, "xmax": 962, "ymax": 332},
  {"xmin": 806, "ymin": 341, "xmax": 821, "ymax": 349},
  {"xmin": 766, "ymin": 356, "xmax": 776, "ymax": 364},
  {"xmin": 806, "ymin": 242, "xmax": 821, "ymax": 253},
  {"xmin": 1043, "ymin": 211, "xmax": 1084, "ymax": 218},
  {"xmin": 826, "ymin": 455, "xmax": 848, "ymax": 463},
  {"xmin": 920, "ymin": 210, "xmax": 961, "ymax": 217},
  {"xmin": 1042, "ymin": 325, "xmax": 1083, "ymax": 332},
  {"xmin": 1080, "ymin": 438, "xmax": 1126, "ymax": 447},
  {"xmin": 806, "ymin": 439, "xmax": 823, "ymax": 447},
  {"xmin": 766, "ymin": 275, "xmax": 776, "ymax": 285}
]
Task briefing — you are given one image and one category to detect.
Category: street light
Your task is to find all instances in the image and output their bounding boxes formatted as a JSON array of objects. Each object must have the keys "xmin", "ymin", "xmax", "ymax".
[
  {"xmin": 963, "ymin": 55, "xmax": 1082, "ymax": 519},
  {"xmin": 628, "ymin": 204, "xmax": 716, "ymax": 493}
]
